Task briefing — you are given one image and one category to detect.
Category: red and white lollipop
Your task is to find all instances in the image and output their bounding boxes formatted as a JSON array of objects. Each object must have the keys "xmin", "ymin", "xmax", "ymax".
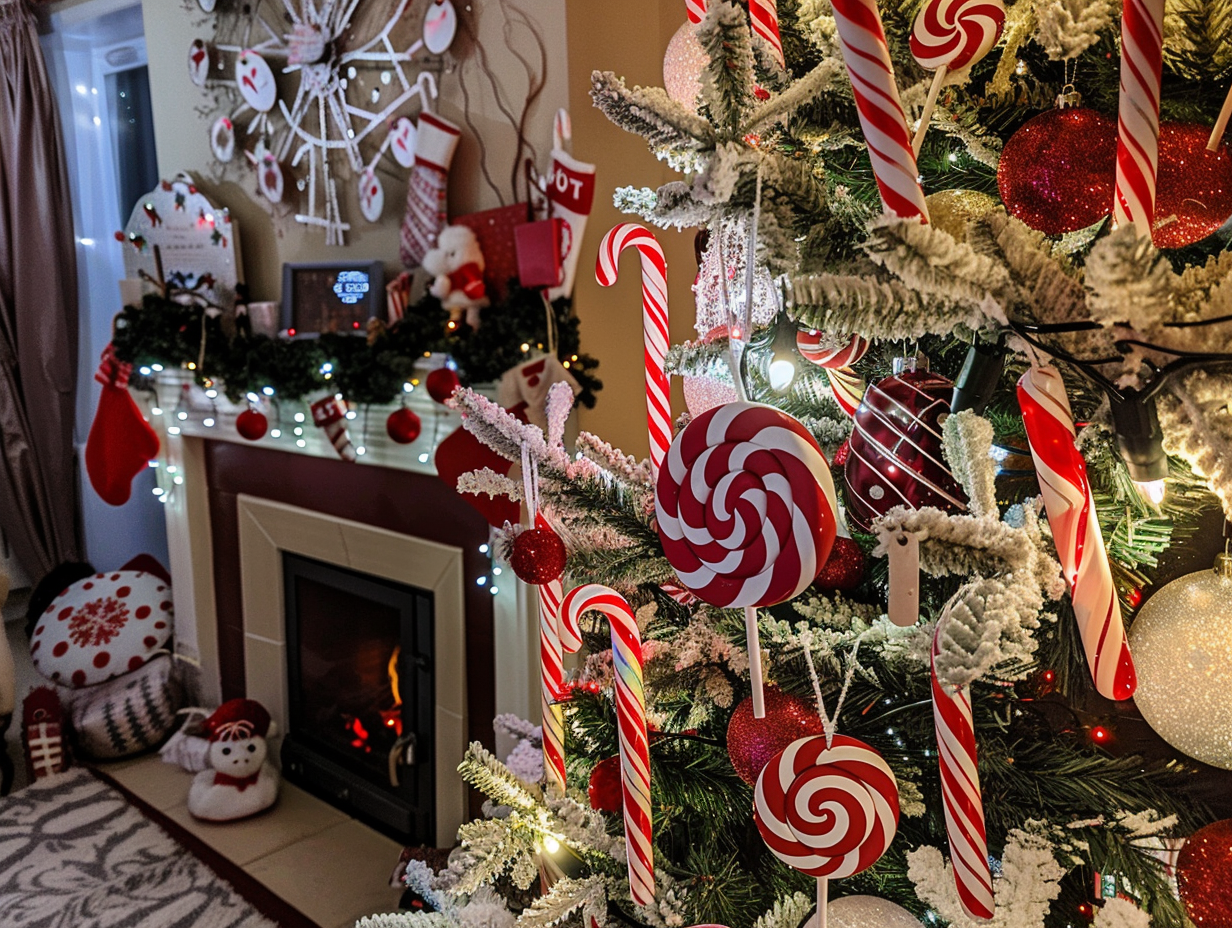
[
  {"xmin": 755, "ymin": 734, "xmax": 899, "ymax": 921},
  {"xmin": 796, "ymin": 332, "xmax": 870, "ymax": 370},
  {"xmin": 910, "ymin": 0, "xmax": 1006, "ymax": 154}
]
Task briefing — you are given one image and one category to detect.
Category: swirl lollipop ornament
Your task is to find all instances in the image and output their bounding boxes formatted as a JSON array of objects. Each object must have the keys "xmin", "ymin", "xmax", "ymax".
[
  {"xmin": 755, "ymin": 734, "xmax": 900, "ymax": 923},
  {"xmin": 910, "ymin": 0, "xmax": 1006, "ymax": 154},
  {"xmin": 655, "ymin": 402, "xmax": 838, "ymax": 717}
]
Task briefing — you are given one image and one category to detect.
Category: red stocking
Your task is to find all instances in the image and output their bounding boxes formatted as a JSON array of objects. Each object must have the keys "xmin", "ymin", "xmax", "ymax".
[{"xmin": 85, "ymin": 346, "xmax": 160, "ymax": 506}]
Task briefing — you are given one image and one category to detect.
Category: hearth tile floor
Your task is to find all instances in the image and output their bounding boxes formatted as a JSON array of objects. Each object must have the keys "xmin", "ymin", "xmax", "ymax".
[{"xmin": 100, "ymin": 753, "xmax": 404, "ymax": 928}]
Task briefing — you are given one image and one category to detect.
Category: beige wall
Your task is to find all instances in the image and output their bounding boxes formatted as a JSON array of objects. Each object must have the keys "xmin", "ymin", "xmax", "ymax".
[
  {"xmin": 566, "ymin": 1, "xmax": 698, "ymax": 459},
  {"xmin": 138, "ymin": 0, "xmax": 698, "ymax": 460},
  {"xmin": 140, "ymin": 0, "xmax": 569, "ymax": 303}
]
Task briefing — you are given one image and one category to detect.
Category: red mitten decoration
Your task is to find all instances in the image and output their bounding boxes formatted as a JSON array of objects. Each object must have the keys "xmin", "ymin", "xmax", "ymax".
[
  {"xmin": 85, "ymin": 346, "xmax": 160, "ymax": 506},
  {"xmin": 434, "ymin": 402, "xmax": 527, "ymax": 528}
]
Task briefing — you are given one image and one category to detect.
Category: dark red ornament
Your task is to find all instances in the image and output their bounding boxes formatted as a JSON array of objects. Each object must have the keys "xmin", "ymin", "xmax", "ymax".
[
  {"xmin": 998, "ymin": 108, "xmax": 1117, "ymax": 236},
  {"xmin": 236, "ymin": 409, "xmax": 268, "ymax": 441},
  {"xmin": 386, "ymin": 407, "xmax": 422, "ymax": 444},
  {"xmin": 1153, "ymin": 123, "xmax": 1232, "ymax": 249},
  {"xmin": 588, "ymin": 755, "xmax": 623, "ymax": 814},
  {"xmin": 832, "ymin": 438, "xmax": 851, "ymax": 469},
  {"xmin": 844, "ymin": 366, "xmax": 968, "ymax": 534},
  {"xmin": 426, "ymin": 367, "xmax": 461, "ymax": 404},
  {"xmin": 510, "ymin": 527, "xmax": 568, "ymax": 585},
  {"xmin": 434, "ymin": 401, "xmax": 529, "ymax": 528},
  {"xmin": 726, "ymin": 687, "xmax": 824, "ymax": 786},
  {"xmin": 812, "ymin": 536, "xmax": 865, "ymax": 594},
  {"xmin": 1177, "ymin": 819, "xmax": 1232, "ymax": 927}
]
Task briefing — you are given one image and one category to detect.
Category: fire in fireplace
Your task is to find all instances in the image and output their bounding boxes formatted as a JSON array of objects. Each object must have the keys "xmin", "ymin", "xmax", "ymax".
[{"xmin": 281, "ymin": 553, "xmax": 434, "ymax": 842}]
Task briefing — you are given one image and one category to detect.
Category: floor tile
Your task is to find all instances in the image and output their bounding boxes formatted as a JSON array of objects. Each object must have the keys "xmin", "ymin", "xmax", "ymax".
[
  {"xmin": 160, "ymin": 781, "xmax": 349, "ymax": 865},
  {"xmin": 100, "ymin": 752, "xmax": 195, "ymax": 810},
  {"xmin": 246, "ymin": 820, "xmax": 404, "ymax": 928}
]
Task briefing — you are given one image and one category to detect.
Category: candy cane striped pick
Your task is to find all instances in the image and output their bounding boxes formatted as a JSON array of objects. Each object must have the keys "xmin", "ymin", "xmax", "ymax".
[
  {"xmin": 560, "ymin": 584, "xmax": 654, "ymax": 906},
  {"xmin": 1018, "ymin": 366, "xmax": 1137, "ymax": 700},
  {"xmin": 597, "ymin": 224, "xmax": 671, "ymax": 482},
  {"xmin": 750, "ymin": 0, "xmax": 785, "ymax": 68},
  {"xmin": 1112, "ymin": 0, "xmax": 1165, "ymax": 237},
  {"xmin": 826, "ymin": 367, "xmax": 866, "ymax": 417},
  {"xmin": 931, "ymin": 627, "xmax": 995, "ymax": 919},
  {"xmin": 686, "ymin": 0, "xmax": 707, "ymax": 25},
  {"xmin": 829, "ymin": 0, "xmax": 930, "ymax": 221},
  {"xmin": 539, "ymin": 563, "xmax": 567, "ymax": 792}
]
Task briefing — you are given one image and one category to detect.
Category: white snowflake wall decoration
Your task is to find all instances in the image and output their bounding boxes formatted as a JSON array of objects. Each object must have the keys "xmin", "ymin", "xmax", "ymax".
[{"xmin": 189, "ymin": 0, "xmax": 457, "ymax": 245}]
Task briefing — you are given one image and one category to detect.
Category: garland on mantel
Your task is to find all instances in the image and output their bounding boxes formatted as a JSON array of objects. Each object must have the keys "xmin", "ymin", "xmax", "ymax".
[{"xmin": 111, "ymin": 285, "xmax": 602, "ymax": 408}]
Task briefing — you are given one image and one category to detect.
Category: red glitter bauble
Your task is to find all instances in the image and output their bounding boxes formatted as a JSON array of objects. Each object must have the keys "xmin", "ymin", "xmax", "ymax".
[
  {"xmin": 1154, "ymin": 123, "xmax": 1232, "ymax": 249},
  {"xmin": 1177, "ymin": 820, "xmax": 1232, "ymax": 927},
  {"xmin": 844, "ymin": 368, "xmax": 968, "ymax": 534},
  {"xmin": 813, "ymin": 536, "xmax": 866, "ymax": 594},
  {"xmin": 832, "ymin": 438, "xmax": 851, "ymax": 469},
  {"xmin": 510, "ymin": 527, "xmax": 568, "ymax": 584},
  {"xmin": 588, "ymin": 755, "xmax": 623, "ymax": 814},
  {"xmin": 386, "ymin": 408, "xmax": 422, "ymax": 444},
  {"xmin": 426, "ymin": 367, "xmax": 461, "ymax": 404},
  {"xmin": 998, "ymin": 108, "xmax": 1117, "ymax": 236},
  {"xmin": 726, "ymin": 687, "xmax": 824, "ymax": 786},
  {"xmin": 235, "ymin": 409, "xmax": 268, "ymax": 441}
]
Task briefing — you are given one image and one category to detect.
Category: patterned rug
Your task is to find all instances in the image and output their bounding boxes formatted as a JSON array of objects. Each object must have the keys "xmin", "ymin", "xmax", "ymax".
[{"xmin": 0, "ymin": 768, "xmax": 281, "ymax": 927}]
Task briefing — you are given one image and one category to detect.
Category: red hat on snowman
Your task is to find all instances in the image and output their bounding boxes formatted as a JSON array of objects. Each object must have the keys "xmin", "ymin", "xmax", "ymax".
[{"xmin": 203, "ymin": 699, "xmax": 271, "ymax": 743}]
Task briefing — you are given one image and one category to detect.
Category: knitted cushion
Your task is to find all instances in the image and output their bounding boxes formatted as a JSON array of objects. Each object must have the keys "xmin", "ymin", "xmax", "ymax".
[
  {"xmin": 65, "ymin": 654, "xmax": 180, "ymax": 759},
  {"xmin": 32, "ymin": 571, "xmax": 173, "ymax": 687}
]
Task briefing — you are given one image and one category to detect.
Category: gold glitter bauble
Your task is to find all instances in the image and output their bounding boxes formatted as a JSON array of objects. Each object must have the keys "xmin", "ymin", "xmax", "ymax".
[
  {"xmin": 1129, "ymin": 563, "xmax": 1232, "ymax": 770},
  {"xmin": 802, "ymin": 896, "xmax": 922, "ymax": 928},
  {"xmin": 663, "ymin": 21, "xmax": 707, "ymax": 115},
  {"xmin": 924, "ymin": 189, "xmax": 999, "ymax": 242}
]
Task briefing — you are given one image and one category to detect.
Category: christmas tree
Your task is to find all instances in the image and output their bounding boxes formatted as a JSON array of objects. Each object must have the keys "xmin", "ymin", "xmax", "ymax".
[{"xmin": 363, "ymin": 2, "xmax": 1232, "ymax": 927}]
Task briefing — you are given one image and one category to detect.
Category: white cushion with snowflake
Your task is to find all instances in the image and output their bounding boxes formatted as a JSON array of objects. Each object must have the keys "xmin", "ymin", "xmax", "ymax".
[{"xmin": 32, "ymin": 571, "xmax": 174, "ymax": 688}]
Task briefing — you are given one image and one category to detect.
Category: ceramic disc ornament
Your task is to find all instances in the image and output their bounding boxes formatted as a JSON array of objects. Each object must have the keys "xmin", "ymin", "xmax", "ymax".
[
  {"xmin": 998, "ymin": 108, "xmax": 1118, "ymax": 236},
  {"xmin": 1128, "ymin": 560, "xmax": 1232, "ymax": 769},
  {"xmin": 236, "ymin": 51, "xmax": 277, "ymax": 113},
  {"xmin": 389, "ymin": 117, "xmax": 417, "ymax": 169},
  {"xmin": 728, "ymin": 687, "xmax": 825, "ymax": 786},
  {"xmin": 210, "ymin": 116, "xmax": 235, "ymax": 163},
  {"xmin": 1177, "ymin": 819, "xmax": 1232, "ymax": 927},
  {"xmin": 423, "ymin": 0, "xmax": 458, "ymax": 54},
  {"xmin": 655, "ymin": 402, "xmax": 838, "ymax": 608},
  {"xmin": 358, "ymin": 169, "xmax": 384, "ymax": 223},
  {"xmin": 256, "ymin": 148, "xmax": 285, "ymax": 203},
  {"xmin": 754, "ymin": 734, "xmax": 899, "ymax": 879},
  {"xmin": 188, "ymin": 40, "xmax": 212, "ymax": 87},
  {"xmin": 844, "ymin": 367, "xmax": 968, "ymax": 533},
  {"xmin": 1153, "ymin": 122, "xmax": 1232, "ymax": 249}
]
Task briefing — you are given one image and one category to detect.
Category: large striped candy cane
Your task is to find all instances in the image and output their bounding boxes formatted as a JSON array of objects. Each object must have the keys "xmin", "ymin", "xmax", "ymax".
[
  {"xmin": 750, "ymin": 0, "xmax": 785, "ymax": 68},
  {"xmin": 829, "ymin": 0, "xmax": 930, "ymax": 221},
  {"xmin": 1112, "ymin": 0, "xmax": 1165, "ymax": 237},
  {"xmin": 1018, "ymin": 366, "xmax": 1137, "ymax": 700},
  {"xmin": 931, "ymin": 628, "xmax": 995, "ymax": 919},
  {"xmin": 597, "ymin": 224, "xmax": 671, "ymax": 483},
  {"xmin": 539, "ymin": 570, "xmax": 567, "ymax": 792},
  {"xmin": 686, "ymin": 0, "xmax": 707, "ymax": 25},
  {"xmin": 560, "ymin": 584, "xmax": 654, "ymax": 906}
]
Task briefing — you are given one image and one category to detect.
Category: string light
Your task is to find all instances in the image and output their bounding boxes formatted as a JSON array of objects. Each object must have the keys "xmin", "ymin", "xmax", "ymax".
[{"xmin": 766, "ymin": 311, "xmax": 799, "ymax": 392}]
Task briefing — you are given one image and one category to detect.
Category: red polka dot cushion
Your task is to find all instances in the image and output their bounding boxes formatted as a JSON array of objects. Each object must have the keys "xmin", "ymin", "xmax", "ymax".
[{"xmin": 32, "ymin": 571, "xmax": 174, "ymax": 688}]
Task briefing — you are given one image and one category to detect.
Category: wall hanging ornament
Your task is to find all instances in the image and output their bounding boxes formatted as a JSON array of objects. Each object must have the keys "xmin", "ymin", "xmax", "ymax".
[
  {"xmin": 997, "ymin": 106, "xmax": 1118, "ymax": 236},
  {"xmin": 1128, "ymin": 552, "xmax": 1232, "ymax": 769},
  {"xmin": 843, "ymin": 359, "xmax": 968, "ymax": 534},
  {"xmin": 189, "ymin": 0, "xmax": 455, "ymax": 245}
]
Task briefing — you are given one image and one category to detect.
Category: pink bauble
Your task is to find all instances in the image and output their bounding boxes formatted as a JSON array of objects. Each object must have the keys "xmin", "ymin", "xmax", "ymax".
[
  {"xmin": 663, "ymin": 21, "xmax": 706, "ymax": 115},
  {"xmin": 727, "ymin": 687, "xmax": 824, "ymax": 786},
  {"xmin": 844, "ymin": 369, "xmax": 968, "ymax": 533}
]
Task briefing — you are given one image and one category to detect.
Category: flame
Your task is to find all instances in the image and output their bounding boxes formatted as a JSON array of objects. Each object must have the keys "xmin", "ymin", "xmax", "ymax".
[{"xmin": 381, "ymin": 646, "xmax": 404, "ymax": 735}]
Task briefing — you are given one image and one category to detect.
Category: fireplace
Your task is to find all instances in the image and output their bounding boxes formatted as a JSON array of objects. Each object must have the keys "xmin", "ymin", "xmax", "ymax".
[{"xmin": 281, "ymin": 554, "xmax": 435, "ymax": 842}]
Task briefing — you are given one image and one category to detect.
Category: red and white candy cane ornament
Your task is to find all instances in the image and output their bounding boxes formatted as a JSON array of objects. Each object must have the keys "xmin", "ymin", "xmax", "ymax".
[
  {"xmin": 931, "ymin": 626, "xmax": 995, "ymax": 919},
  {"xmin": 655, "ymin": 402, "xmax": 838, "ymax": 717},
  {"xmin": 686, "ymin": 0, "xmax": 706, "ymax": 24},
  {"xmin": 1112, "ymin": 0, "xmax": 1165, "ymax": 236},
  {"xmin": 829, "ymin": 0, "xmax": 930, "ymax": 221},
  {"xmin": 796, "ymin": 332, "xmax": 870, "ymax": 370},
  {"xmin": 1017, "ymin": 366, "xmax": 1137, "ymax": 700},
  {"xmin": 755, "ymin": 734, "xmax": 899, "ymax": 923},
  {"xmin": 538, "ymin": 557, "xmax": 568, "ymax": 791},
  {"xmin": 597, "ymin": 224, "xmax": 671, "ymax": 483},
  {"xmin": 560, "ymin": 584, "xmax": 654, "ymax": 905},
  {"xmin": 910, "ymin": 0, "xmax": 1006, "ymax": 154},
  {"xmin": 750, "ymin": 0, "xmax": 785, "ymax": 68},
  {"xmin": 310, "ymin": 397, "xmax": 357, "ymax": 462}
]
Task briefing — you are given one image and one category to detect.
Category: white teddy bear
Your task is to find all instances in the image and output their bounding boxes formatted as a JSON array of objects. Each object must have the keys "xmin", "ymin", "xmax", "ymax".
[
  {"xmin": 423, "ymin": 224, "xmax": 490, "ymax": 330},
  {"xmin": 187, "ymin": 698, "xmax": 280, "ymax": 822}
]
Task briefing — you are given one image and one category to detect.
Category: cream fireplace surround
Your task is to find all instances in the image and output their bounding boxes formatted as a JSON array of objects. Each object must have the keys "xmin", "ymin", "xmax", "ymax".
[{"xmin": 156, "ymin": 423, "xmax": 538, "ymax": 847}]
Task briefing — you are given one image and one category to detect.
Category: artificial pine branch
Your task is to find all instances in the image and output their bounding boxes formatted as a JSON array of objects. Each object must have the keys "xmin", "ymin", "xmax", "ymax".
[
  {"xmin": 589, "ymin": 72, "xmax": 714, "ymax": 151},
  {"xmin": 697, "ymin": 1, "xmax": 758, "ymax": 139}
]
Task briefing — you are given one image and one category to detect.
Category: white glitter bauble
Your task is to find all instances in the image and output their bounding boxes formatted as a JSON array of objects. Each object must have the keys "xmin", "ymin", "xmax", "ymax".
[
  {"xmin": 663, "ymin": 21, "xmax": 707, "ymax": 115},
  {"xmin": 1129, "ymin": 558, "xmax": 1232, "ymax": 770},
  {"xmin": 802, "ymin": 895, "xmax": 921, "ymax": 928},
  {"xmin": 683, "ymin": 375, "xmax": 739, "ymax": 416}
]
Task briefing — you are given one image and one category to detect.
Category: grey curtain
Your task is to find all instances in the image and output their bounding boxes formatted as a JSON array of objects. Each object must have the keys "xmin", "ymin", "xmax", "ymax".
[{"xmin": 0, "ymin": 0, "xmax": 80, "ymax": 580}]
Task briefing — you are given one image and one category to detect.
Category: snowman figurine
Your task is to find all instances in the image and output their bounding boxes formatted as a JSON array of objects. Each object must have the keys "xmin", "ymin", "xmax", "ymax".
[{"xmin": 187, "ymin": 698, "xmax": 280, "ymax": 822}]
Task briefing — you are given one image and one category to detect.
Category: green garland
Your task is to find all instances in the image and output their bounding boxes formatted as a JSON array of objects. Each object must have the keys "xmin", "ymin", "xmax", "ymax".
[{"xmin": 111, "ymin": 283, "xmax": 601, "ymax": 408}]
